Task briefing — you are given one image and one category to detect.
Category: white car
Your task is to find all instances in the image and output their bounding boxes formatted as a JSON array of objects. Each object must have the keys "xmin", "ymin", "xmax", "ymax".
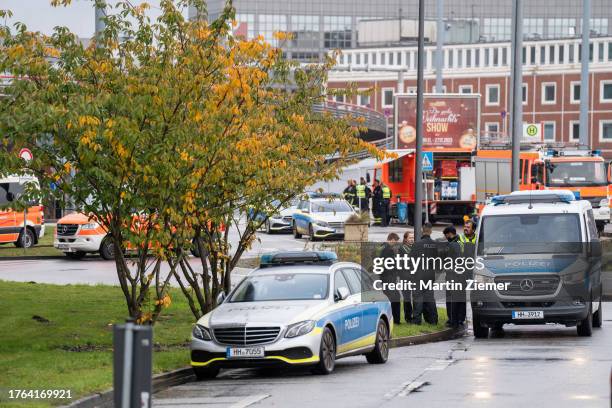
[
  {"xmin": 190, "ymin": 251, "xmax": 393, "ymax": 379},
  {"xmin": 259, "ymin": 199, "xmax": 299, "ymax": 234},
  {"xmin": 291, "ymin": 193, "xmax": 357, "ymax": 241}
]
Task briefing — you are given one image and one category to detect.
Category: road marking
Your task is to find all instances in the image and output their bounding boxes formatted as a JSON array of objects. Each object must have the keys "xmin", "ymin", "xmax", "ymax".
[
  {"xmin": 425, "ymin": 359, "xmax": 455, "ymax": 371},
  {"xmin": 398, "ymin": 381, "xmax": 429, "ymax": 397},
  {"xmin": 229, "ymin": 394, "xmax": 270, "ymax": 408}
]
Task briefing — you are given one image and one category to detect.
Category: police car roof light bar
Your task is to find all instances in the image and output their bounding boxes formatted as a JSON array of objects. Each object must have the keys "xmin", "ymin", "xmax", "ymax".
[
  {"xmin": 260, "ymin": 251, "xmax": 338, "ymax": 267},
  {"xmin": 491, "ymin": 191, "xmax": 575, "ymax": 206}
]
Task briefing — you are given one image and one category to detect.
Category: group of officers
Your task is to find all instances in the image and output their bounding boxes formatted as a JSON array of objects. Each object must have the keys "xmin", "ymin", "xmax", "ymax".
[
  {"xmin": 378, "ymin": 219, "xmax": 477, "ymax": 329},
  {"xmin": 342, "ymin": 178, "xmax": 392, "ymax": 226}
]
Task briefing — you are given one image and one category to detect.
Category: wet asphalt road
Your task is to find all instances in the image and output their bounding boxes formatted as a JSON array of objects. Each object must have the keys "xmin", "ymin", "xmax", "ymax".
[{"xmin": 154, "ymin": 304, "xmax": 612, "ymax": 408}]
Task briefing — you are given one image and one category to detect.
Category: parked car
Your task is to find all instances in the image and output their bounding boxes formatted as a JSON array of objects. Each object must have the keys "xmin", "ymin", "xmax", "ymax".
[
  {"xmin": 292, "ymin": 193, "xmax": 356, "ymax": 241},
  {"xmin": 54, "ymin": 212, "xmax": 114, "ymax": 259},
  {"xmin": 0, "ymin": 175, "xmax": 45, "ymax": 249},
  {"xmin": 190, "ymin": 251, "xmax": 393, "ymax": 379}
]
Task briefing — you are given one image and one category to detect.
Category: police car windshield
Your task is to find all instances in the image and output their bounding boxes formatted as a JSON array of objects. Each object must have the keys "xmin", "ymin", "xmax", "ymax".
[
  {"xmin": 546, "ymin": 161, "xmax": 607, "ymax": 187},
  {"xmin": 229, "ymin": 273, "xmax": 329, "ymax": 302},
  {"xmin": 478, "ymin": 213, "xmax": 582, "ymax": 255},
  {"xmin": 311, "ymin": 200, "xmax": 352, "ymax": 213}
]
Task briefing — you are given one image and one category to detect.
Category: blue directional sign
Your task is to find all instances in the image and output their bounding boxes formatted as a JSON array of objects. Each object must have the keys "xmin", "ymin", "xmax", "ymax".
[{"xmin": 422, "ymin": 151, "xmax": 434, "ymax": 172}]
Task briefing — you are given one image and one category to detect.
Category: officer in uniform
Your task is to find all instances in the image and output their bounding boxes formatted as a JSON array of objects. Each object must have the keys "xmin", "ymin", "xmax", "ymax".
[
  {"xmin": 372, "ymin": 180, "xmax": 382, "ymax": 225},
  {"xmin": 446, "ymin": 219, "xmax": 477, "ymax": 328},
  {"xmin": 409, "ymin": 222, "xmax": 439, "ymax": 325},
  {"xmin": 343, "ymin": 179, "xmax": 355, "ymax": 206},
  {"xmin": 357, "ymin": 177, "xmax": 371, "ymax": 214},
  {"xmin": 380, "ymin": 233, "xmax": 401, "ymax": 325},
  {"xmin": 381, "ymin": 182, "xmax": 392, "ymax": 226}
]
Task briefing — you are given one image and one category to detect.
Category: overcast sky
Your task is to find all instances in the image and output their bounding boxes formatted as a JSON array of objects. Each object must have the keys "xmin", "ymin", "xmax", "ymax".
[{"xmin": 1, "ymin": 0, "xmax": 185, "ymax": 38}]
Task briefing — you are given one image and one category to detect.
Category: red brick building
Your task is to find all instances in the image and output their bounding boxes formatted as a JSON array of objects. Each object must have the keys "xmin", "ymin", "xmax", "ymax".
[{"xmin": 327, "ymin": 36, "xmax": 612, "ymax": 155}]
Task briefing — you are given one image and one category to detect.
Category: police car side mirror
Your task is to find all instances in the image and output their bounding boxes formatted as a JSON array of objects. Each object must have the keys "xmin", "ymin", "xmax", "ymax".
[
  {"xmin": 216, "ymin": 292, "xmax": 226, "ymax": 305},
  {"xmin": 589, "ymin": 240, "xmax": 602, "ymax": 258},
  {"xmin": 335, "ymin": 286, "xmax": 350, "ymax": 302}
]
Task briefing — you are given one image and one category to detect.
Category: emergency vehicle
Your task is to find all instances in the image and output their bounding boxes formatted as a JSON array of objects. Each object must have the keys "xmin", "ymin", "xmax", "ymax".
[
  {"xmin": 475, "ymin": 140, "xmax": 611, "ymax": 232},
  {"xmin": 191, "ymin": 251, "xmax": 392, "ymax": 379},
  {"xmin": 0, "ymin": 175, "xmax": 45, "ymax": 248},
  {"xmin": 54, "ymin": 212, "xmax": 114, "ymax": 259}
]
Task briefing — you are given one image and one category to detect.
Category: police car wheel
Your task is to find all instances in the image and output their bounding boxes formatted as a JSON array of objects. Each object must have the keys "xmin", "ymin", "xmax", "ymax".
[
  {"xmin": 577, "ymin": 301, "xmax": 593, "ymax": 337},
  {"xmin": 193, "ymin": 366, "xmax": 219, "ymax": 380},
  {"xmin": 366, "ymin": 319, "xmax": 390, "ymax": 364},
  {"xmin": 472, "ymin": 315, "xmax": 489, "ymax": 339},
  {"xmin": 293, "ymin": 223, "xmax": 302, "ymax": 239},
  {"xmin": 313, "ymin": 327, "xmax": 335, "ymax": 375}
]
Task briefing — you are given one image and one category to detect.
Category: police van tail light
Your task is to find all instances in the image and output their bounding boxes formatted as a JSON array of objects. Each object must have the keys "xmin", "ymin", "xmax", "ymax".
[{"xmin": 285, "ymin": 321, "xmax": 315, "ymax": 338}]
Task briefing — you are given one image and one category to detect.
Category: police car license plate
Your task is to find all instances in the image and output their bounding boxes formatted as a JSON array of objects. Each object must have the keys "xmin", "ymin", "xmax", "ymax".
[
  {"xmin": 57, "ymin": 244, "xmax": 70, "ymax": 250},
  {"xmin": 226, "ymin": 346, "xmax": 265, "ymax": 359},
  {"xmin": 512, "ymin": 310, "xmax": 544, "ymax": 319}
]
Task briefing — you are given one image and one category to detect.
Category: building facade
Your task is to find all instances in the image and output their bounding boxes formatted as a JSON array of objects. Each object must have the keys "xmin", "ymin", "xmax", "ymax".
[
  {"xmin": 327, "ymin": 36, "xmax": 612, "ymax": 154},
  {"xmin": 194, "ymin": 0, "xmax": 612, "ymax": 61}
]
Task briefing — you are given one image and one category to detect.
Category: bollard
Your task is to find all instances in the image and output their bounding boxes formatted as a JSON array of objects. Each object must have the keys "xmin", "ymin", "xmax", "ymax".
[{"xmin": 113, "ymin": 320, "xmax": 153, "ymax": 408}]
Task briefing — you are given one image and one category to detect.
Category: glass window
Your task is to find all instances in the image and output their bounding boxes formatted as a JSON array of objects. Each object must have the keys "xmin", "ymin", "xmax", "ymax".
[
  {"xmin": 486, "ymin": 122, "xmax": 499, "ymax": 133},
  {"xmin": 389, "ymin": 158, "xmax": 403, "ymax": 182},
  {"xmin": 311, "ymin": 200, "xmax": 353, "ymax": 213},
  {"xmin": 602, "ymin": 121, "xmax": 612, "ymax": 141},
  {"xmin": 382, "ymin": 88, "xmax": 394, "ymax": 107},
  {"xmin": 448, "ymin": 49, "xmax": 454, "ymax": 68},
  {"xmin": 323, "ymin": 16, "xmax": 352, "ymax": 49},
  {"xmin": 523, "ymin": 18, "xmax": 544, "ymax": 39},
  {"xmin": 546, "ymin": 160, "xmax": 607, "ymax": 187},
  {"xmin": 342, "ymin": 269, "xmax": 362, "ymax": 294},
  {"xmin": 547, "ymin": 18, "xmax": 576, "ymax": 39},
  {"xmin": 542, "ymin": 83, "xmax": 556, "ymax": 103},
  {"xmin": 530, "ymin": 46, "xmax": 536, "ymax": 64},
  {"xmin": 493, "ymin": 48, "xmax": 498, "ymax": 66},
  {"xmin": 486, "ymin": 84, "xmax": 500, "ymax": 105},
  {"xmin": 458, "ymin": 49, "xmax": 463, "ymax": 68},
  {"xmin": 571, "ymin": 82, "xmax": 580, "ymax": 103},
  {"xmin": 466, "ymin": 49, "xmax": 472, "ymax": 67},
  {"xmin": 234, "ymin": 14, "xmax": 255, "ymax": 39},
  {"xmin": 559, "ymin": 45, "xmax": 565, "ymax": 63},
  {"xmin": 502, "ymin": 47, "xmax": 507, "ymax": 66},
  {"xmin": 482, "ymin": 18, "xmax": 511, "ymax": 41},
  {"xmin": 334, "ymin": 270, "xmax": 350, "ymax": 293},
  {"xmin": 569, "ymin": 44, "xmax": 575, "ymax": 63},
  {"xmin": 590, "ymin": 18, "xmax": 609, "ymax": 36},
  {"xmin": 543, "ymin": 122, "xmax": 555, "ymax": 141},
  {"xmin": 259, "ymin": 14, "xmax": 287, "ymax": 47},
  {"xmin": 459, "ymin": 85, "xmax": 473, "ymax": 94},
  {"xmin": 540, "ymin": 46, "xmax": 546, "ymax": 64},
  {"xmin": 571, "ymin": 121, "xmax": 580, "ymax": 141},
  {"xmin": 358, "ymin": 93, "xmax": 371, "ymax": 107},
  {"xmin": 549, "ymin": 45, "xmax": 555, "ymax": 64},
  {"xmin": 522, "ymin": 84, "xmax": 527, "ymax": 103},
  {"xmin": 230, "ymin": 273, "xmax": 329, "ymax": 302},
  {"xmin": 602, "ymin": 82, "xmax": 612, "ymax": 101}
]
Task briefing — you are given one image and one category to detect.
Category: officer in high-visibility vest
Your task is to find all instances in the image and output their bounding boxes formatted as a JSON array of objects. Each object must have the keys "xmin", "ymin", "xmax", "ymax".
[
  {"xmin": 446, "ymin": 219, "xmax": 477, "ymax": 329},
  {"xmin": 381, "ymin": 182, "xmax": 392, "ymax": 227},
  {"xmin": 356, "ymin": 177, "xmax": 371, "ymax": 213}
]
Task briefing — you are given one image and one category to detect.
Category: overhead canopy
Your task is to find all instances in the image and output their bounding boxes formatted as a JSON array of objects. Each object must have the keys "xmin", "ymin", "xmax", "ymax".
[{"xmin": 379, "ymin": 149, "xmax": 414, "ymax": 164}]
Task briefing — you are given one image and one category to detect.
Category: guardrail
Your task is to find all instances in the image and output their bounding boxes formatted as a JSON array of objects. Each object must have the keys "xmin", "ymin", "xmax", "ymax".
[{"xmin": 313, "ymin": 101, "xmax": 388, "ymax": 136}]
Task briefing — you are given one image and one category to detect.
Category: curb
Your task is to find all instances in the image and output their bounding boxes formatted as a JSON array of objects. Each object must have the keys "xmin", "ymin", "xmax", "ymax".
[
  {"xmin": 64, "ymin": 328, "xmax": 458, "ymax": 408},
  {"xmin": 63, "ymin": 367, "xmax": 194, "ymax": 408},
  {"xmin": 0, "ymin": 255, "xmax": 67, "ymax": 261}
]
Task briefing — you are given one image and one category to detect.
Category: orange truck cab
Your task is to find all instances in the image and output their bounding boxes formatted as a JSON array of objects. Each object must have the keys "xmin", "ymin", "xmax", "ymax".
[
  {"xmin": 54, "ymin": 212, "xmax": 114, "ymax": 259},
  {"xmin": 0, "ymin": 175, "xmax": 45, "ymax": 248},
  {"xmin": 475, "ymin": 147, "xmax": 611, "ymax": 231}
]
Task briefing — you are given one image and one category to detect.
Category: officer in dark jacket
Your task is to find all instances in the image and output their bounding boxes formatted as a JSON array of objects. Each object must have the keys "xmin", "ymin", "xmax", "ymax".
[
  {"xmin": 409, "ymin": 223, "xmax": 439, "ymax": 325},
  {"xmin": 442, "ymin": 226, "xmax": 460, "ymax": 327},
  {"xmin": 380, "ymin": 233, "xmax": 401, "ymax": 324},
  {"xmin": 399, "ymin": 231, "xmax": 414, "ymax": 322},
  {"xmin": 343, "ymin": 179, "xmax": 356, "ymax": 206},
  {"xmin": 372, "ymin": 180, "xmax": 382, "ymax": 224},
  {"xmin": 446, "ymin": 220, "xmax": 476, "ymax": 328}
]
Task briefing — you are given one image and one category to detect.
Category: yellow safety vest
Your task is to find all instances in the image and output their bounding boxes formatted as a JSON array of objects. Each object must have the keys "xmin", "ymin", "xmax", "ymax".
[
  {"xmin": 356, "ymin": 184, "xmax": 366, "ymax": 198},
  {"xmin": 382, "ymin": 186, "xmax": 391, "ymax": 199},
  {"xmin": 458, "ymin": 234, "xmax": 476, "ymax": 253}
]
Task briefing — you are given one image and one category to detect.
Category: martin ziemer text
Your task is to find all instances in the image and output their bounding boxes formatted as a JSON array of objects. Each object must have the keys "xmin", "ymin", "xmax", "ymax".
[{"xmin": 373, "ymin": 279, "xmax": 511, "ymax": 291}]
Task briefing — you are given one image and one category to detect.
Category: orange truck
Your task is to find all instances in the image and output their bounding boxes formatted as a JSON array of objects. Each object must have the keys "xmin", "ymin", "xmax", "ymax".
[
  {"xmin": 0, "ymin": 175, "xmax": 45, "ymax": 248},
  {"xmin": 474, "ymin": 145, "xmax": 611, "ymax": 232},
  {"xmin": 376, "ymin": 94, "xmax": 480, "ymax": 224}
]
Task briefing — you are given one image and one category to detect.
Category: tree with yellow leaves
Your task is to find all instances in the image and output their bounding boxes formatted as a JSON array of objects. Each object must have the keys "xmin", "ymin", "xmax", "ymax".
[{"xmin": 0, "ymin": 0, "xmax": 384, "ymax": 322}]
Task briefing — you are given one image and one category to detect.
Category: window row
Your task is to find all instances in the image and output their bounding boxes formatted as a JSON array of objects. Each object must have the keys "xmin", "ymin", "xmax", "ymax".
[{"xmin": 484, "ymin": 120, "xmax": 612, "ymax": 143}]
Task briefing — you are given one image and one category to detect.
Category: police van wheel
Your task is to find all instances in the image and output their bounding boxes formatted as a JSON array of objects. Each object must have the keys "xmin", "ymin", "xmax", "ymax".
[
  {"xmin": 577, "ymin": 301, "xmax": 593, "ymax": 337},
  {"xmin": 293, "ymin": 223, "xmax": 302, "ymax": 239},
  {"xmin": 193, "ymin": 366, "xmax": 219, "ymax": 380},
  {"xmin": 593, "ymin": 293, "xmax": 603, "ymax": 328},
  {"xmin": 313, "ymin": 327, "xmax": 335, "ymax": 375},
  {"xmin": 472, "ymin": 315, "xmax": 489, "ymax": 339},
  {"xmin": 366, "ymin": 319, "xmax": 390, "ymax": 364},
  {"xmin": 99, "ymin": 238, "xmax": 115, "ymax": 260}
]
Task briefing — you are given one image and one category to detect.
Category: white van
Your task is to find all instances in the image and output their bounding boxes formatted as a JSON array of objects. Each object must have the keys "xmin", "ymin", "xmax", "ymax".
[{"xmin": 471, "ymin": 190, "xmax": 603, "ymax": 338}]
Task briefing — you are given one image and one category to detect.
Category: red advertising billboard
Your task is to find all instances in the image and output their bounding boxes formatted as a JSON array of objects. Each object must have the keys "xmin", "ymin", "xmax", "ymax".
[{"xmin": 395, "ymin": 94, "xmax": 480, "ymax": 150}]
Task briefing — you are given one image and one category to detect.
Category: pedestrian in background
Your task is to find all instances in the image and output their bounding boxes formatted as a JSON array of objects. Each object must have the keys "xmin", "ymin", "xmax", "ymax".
[
  {"xmin": 381, "ymin": 182, "xmax": 392, "ymax": 226},
  {"xmin": 399, "ymin": 231, "xmax": 414, "ymax": 323},
  {"xmin": 409, "ymin": 222, "xmax": 439, "ymax": 325},
  {"xmin": 380, "ymin": 232, "xmax": 401, "ymax": 325}
]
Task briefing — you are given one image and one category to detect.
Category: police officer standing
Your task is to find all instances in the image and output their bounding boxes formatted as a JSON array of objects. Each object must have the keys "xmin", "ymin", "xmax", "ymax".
[
  {"xmin": 446, "ymin": 220, "xmax": 477, "ymax": 328},
  {"xmin": 410, "ymin": 222, "xmax": 439, "ymax": 325},
  {"xmin": 381, "ymin": 182, "xmax": 392, "ymax": 227},
  {"xmin": 399, "ymin": 231, "xmax": 414, "ymax": 323},
  {"xmin": 372, "ymin": 179, "xmax": 382, "ymax": 225},
  {"xmin": 380, "ymin": 233, "xmax": 401, "ymax": 325},
  {"xmin": 356, "ymin": 177, "xmax": 371, "ymax": 214},
  {"xmin": 343, "ymin": 180, "xmax": 355, "ymax": 206}
]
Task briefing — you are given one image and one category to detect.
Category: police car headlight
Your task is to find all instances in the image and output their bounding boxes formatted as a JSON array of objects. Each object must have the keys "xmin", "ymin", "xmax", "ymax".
[
  {"xmin": 81, "ymin": 222, "xmax": 100, "ymax": 230},
  {"xmin": 314, "ymin": 221, "xmax": 330, "ymax": 228},
  {"xmin": 599, "ymin": 198, "xmax": 609, "ymax": 208},
  {"xmin": 285, "ymin": 320, "xmax": 315, "ymax": 338},
  {"xmin": 192, "ymin": 324, "xmax": 212, "ymax": 341}
]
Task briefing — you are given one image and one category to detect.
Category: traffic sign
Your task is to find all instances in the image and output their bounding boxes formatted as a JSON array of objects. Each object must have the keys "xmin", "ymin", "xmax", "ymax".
[
  {"xmin": 523, "ymin": 123, "xmax": 541, "ymax": 141},
  {"xmin": 19, "ymin": 148, "xmax": 33, "ymax": 162},
  {"xmin": 422, "ymin": 152, "xmax": 433, "ymax": 172}
]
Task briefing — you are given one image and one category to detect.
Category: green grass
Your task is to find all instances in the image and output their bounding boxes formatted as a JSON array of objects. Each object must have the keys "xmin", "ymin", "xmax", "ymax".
[
  {"xmin": 392, "ymin": 305, "xmax": 448, "ymax": 338},
  {"xmin": 0, "ymin": 281, "xmax": 194, "ymax": 407},
  {"xmin": 0, "ymin": 226, "xmax": 63, "ymax": 258}
]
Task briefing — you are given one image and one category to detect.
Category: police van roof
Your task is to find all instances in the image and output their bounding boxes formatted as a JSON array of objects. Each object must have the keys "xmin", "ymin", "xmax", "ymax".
[{"xmin": 482, "ymin": 198, "xmax": 590, "ymax": 216}]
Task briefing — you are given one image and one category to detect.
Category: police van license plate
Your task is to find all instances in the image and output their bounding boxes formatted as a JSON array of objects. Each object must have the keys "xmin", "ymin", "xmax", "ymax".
[
  {"xmin": 512, "ymin": 310, "xmax": 544, "ymax": 319},
  {"xmin": 226, "ymin": 346, "xmax": 265, "ymax": 359},
  {"xmin": 57, "ymin": 244, "xmax": 70, "ymax": 250}
]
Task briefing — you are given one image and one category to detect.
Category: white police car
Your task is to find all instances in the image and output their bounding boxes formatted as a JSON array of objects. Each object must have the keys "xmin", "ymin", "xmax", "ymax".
[
  {"xmin": 292, "ymin": 193, "xmax": 356, "ymax": 241},
  {"xmin": 191, "ymin": 251, "xmax": 393, "ymax": 379}
]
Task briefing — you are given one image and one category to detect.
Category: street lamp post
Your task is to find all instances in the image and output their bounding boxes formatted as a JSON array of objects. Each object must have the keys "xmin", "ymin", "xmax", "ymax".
[
  {"xmin": 510, "ymin": 0, "xmax": 523, "ymax": 192},
  {"xmin": 414, "ymin": 0, "xmax": 425, "ymax": 238}
]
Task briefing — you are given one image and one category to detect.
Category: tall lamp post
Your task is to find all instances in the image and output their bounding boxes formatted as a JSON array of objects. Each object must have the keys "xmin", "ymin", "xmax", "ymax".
[{"xmin": 414, "ymin": 0, "xmax": 425, "ymax": 238}]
